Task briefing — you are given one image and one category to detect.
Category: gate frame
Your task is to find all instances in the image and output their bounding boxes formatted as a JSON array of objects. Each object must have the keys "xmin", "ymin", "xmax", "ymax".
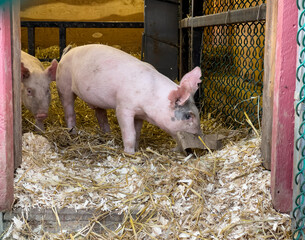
[
  {"xmin": 0, "ymin": 0, "xmax": 298, "ymax": 220},
  {"xmin": 180, "ymin": 0, "xmax": 297, "ymax": 213},
  {"xmin": 269, "ymin": 0, "xmax": 297, "ymax": 213},
  {"xmin": 0, "ymin": 1, "xmax": 17, "ymax": 212}
]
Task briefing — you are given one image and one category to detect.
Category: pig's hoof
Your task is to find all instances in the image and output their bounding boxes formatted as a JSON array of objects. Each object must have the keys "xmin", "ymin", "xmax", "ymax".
[
  {"xmin": 102, "ymin": 125, "xmax": 111, "ymax": 133},
  {"xmin": 68, "ymin": 127, "xmax": 77, "ymax": 135},
  {"xmin": 124, "ymin": 147, "xmax": 135, "ymax": 155}
]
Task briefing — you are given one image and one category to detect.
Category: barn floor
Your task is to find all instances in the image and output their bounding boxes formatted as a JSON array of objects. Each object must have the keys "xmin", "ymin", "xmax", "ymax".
[{"xmin": 2, "ymin": 123, "xmax": 292, "ymax": 239}]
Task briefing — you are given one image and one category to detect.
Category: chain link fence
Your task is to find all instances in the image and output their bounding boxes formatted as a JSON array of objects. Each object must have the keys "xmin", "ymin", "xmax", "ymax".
[
  {"xmin": 199, "ymin": 0, "xmax": 265, "ymax": 128},
  {"xmin": 203, "ymin": 0, "xmax": 264, "ymax": 14}
]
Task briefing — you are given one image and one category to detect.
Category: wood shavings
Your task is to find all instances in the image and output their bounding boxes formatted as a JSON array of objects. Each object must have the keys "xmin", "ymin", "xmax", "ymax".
[{"xmin": 4, "ymin": 132, "xmax": 291, "ymax": 239}]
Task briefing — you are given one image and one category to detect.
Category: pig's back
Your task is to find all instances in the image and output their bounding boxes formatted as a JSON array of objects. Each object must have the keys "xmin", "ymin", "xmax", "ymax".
[
  {"xmin": 60, "ymin": 44, "xmax": 177, "ymax": 110},
  {"xmin": 21, "ymin": 51, "xmax": 44, "ymax": 72}
]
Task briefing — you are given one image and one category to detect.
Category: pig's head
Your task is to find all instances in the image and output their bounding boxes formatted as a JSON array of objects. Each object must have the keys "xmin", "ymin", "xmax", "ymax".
[
  {"xmin": 21, "ymin": 59, "xmax": 58, "ymax": 130},
  {"xmin": 167, "ymin": 67, "xmax": 202, "ymax": 145}
]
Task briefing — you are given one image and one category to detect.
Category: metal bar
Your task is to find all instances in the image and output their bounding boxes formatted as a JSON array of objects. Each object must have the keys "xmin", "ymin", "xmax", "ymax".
[
  {"xmin": 154, "ymin": 0, "xmax": 179, "ymax": 4},
  {"xmin": 190, "ymin": 0, "xmax": 203, "ymax": 107},
  {"xmin": 141, "ymin": 32, "xmax": 145, "ymax": 61},
  {"xmin": 179, "ymin": 0, "xmax": 190, "ymax": 78},
  {"xmin": 180, "ymin": 4, "xmax": 266, "ymax": 28},
  {"xmin": 0, "ymin": 212, "xmax": 3, "ymax": 236},
  {"xmin": 21, "ymin": 21, "xmax": 144, "ymax": 28},
  {"xmin": 192, "ymin": 30, "xmax": 202, "ymax": 69},
  {"xmin": 190, "ymin": 0, "xmax": 194, "ymax": 69},
  {"xmin": 21, "ymin": 21, "xmax": 144, "ymax": 59},
  {"xmin": 27, "ymin": 27, "xmax": 35, "ymax": 56},
  {"xmin": 191, "ymin": 0, "xmax": 203, "ymax": 69},
  {"xmin": 59, "ymin": 26, "xmax": 66, "ymax": 57}
]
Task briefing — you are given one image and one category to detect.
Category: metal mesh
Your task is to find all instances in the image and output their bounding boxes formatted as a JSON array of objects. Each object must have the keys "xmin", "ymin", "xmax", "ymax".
[
  {"xmin": 198, "ymin": 0, "xmax": 265, "ymax": 127},
  {"xmin": 293, "ymin": 0, "xmax": 305, "ymax": 238},
  {"xmin": 203, "ymin": 0, "xmax": 264, "ymax": 15}
]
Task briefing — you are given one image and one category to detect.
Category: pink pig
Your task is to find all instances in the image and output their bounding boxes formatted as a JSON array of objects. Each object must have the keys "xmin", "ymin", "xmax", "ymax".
[
  {"xmin": 21, "ymin": 51, "xmax": 58, "ymax": 131},
  {"xmin": 56, "ymin": 44, "xmax": 202, "ymax": 153}
]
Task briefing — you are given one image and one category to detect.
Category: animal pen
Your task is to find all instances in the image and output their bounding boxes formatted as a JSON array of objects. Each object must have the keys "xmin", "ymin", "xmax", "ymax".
[{"xmin": 0, "ymin": 0, "xmax": 302, "ymax": 239}]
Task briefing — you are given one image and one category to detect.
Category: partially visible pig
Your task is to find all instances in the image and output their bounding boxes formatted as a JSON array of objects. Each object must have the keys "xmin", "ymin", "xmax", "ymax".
[
  {"xmin": 21, "ymin": 51, "xmax": 58, "ymax": 131},
  {"xmin": 56, "ymin": 44, "xmax": 202, "ymax": 153}
]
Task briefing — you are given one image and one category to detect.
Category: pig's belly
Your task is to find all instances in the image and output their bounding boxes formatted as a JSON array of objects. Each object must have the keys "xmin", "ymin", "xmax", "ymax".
[{"xmin": 72, "ymin": 79, "xmax": 118, "ymax": 109}]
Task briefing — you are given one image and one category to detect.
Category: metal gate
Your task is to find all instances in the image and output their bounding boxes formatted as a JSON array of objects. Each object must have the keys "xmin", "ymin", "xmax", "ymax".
[
  {"xmin": 180, "ymin": 0, "xmax": 266, "ymax": 127},
  {"xmin": 143, "ymin": 0, "xmax": 179, "ymax": 81}
]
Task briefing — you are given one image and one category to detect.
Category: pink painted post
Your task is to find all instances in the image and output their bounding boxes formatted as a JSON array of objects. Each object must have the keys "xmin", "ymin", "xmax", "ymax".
[
  {"xmin": 270, "ymin": 0, "xmax": 297, "ymax": 212},
  {"xmin": 0, "ymin": 2, "xmax": 14, "ymax": 211}
]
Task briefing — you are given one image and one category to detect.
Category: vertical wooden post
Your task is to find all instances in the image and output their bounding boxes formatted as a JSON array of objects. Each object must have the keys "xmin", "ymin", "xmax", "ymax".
[
  {"xmin": 12, "ymin": 0, "xmax": 22, "ymax": 169},
  {"xmin": 292, "ymin": 0, "xmax": 305, "ymax": 231},
  {"xmin": 0, "ymin": 1, "xmax": 14, "ymax": 211},
  {"xmin": 270, "ymin": 0, "xmax": 297, "ymax": 212},
  {"xmin": 261, "ymin": 0, "xmax": 278, "ymax": 170}
]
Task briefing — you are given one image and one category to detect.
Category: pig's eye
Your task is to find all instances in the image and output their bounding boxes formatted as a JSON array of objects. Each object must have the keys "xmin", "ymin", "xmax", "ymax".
[
  {"xmin": 184, "ymin": 113, "xmax": 192, "ymax": 120},
  {"xmin": 27, "ymin": 88, "xmax": 32, "ymax": 96}
]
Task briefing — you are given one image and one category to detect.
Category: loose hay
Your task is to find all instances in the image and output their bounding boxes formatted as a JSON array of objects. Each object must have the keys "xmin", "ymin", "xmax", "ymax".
[
  {"xmin": 5, "ymin": 51, "xmax": 291, "ymax": 239},
  {"xmin": 5, "ymin": 133, "xmax": 291, "ymax": 239}
]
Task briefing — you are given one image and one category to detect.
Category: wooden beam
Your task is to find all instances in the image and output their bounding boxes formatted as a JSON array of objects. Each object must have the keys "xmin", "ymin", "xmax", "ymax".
[
  {"xmin": 261, "ymin": 1, "xmax": 278, "ymax": 170},
  {"xmin": 12, "ymin": 0, "xmax": 21, "ymax": 169},
  {"xmin": 180, "ymin": 4, "xmax": 266, "ymax": 28},
  {"xmin": 0, "ymin": 1, "xmax": 14, "ymax": 211},
  {"xmin": 270, "ymin": 0, "xmax": 297, "ymax": 213}
]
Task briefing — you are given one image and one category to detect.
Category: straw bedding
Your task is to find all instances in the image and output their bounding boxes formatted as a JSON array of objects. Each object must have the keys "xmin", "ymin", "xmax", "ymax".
[{"xmin": 2, "ymin": 47, "xmax": 291, "ymax": 239}]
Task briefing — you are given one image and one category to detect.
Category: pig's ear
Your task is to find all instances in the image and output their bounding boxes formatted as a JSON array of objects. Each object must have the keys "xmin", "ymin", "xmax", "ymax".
[
  {"xmin": 21, "ymin": 62, "xmax": 30, "ymax": 81},
  {"xmin": 168, "ymin": 85, "xmax": 191, "ymax": 108},
  {"xmin": 168, "ymin": 67, "xmax": 202, "ymax": 108},
  {"xmin": 179, "ymin": 66, "xmax": 202, "ymax": 95},
  {"xmin": 46, "ymin": 59, "xmax": 58, "ymax": 82}
]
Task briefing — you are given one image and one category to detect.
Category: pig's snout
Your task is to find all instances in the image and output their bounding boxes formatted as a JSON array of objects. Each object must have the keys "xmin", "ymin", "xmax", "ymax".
[{"xmin": 35, "ymin": 113, "xmax": 48, "ymax": 120}]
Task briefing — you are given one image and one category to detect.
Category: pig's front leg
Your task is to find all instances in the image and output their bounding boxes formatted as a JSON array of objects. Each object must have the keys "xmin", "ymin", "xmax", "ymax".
[
  {"xmin": 95, "ymin": 108, "xmax": 111, "ymax": 133},
  {"xmin": 35, "ymin": 119, "xmax": 45, "ymax": 132},
  {"xmin": 135, "ymin": 118, "xmax": 143, "ymax": 150},
  {"xmin": 116, "ymin": 107, "xmax": 137, "ymax": 154}
]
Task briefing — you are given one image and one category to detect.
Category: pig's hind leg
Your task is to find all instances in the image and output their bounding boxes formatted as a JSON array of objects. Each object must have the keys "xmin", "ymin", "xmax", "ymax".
[
  {"xmin": 58, "ymin": 90, "xmax": 77, "ymax": 133},
  {"xmin": 95, "ymin": 108, "xmax": 111, "ymax": 133}
]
